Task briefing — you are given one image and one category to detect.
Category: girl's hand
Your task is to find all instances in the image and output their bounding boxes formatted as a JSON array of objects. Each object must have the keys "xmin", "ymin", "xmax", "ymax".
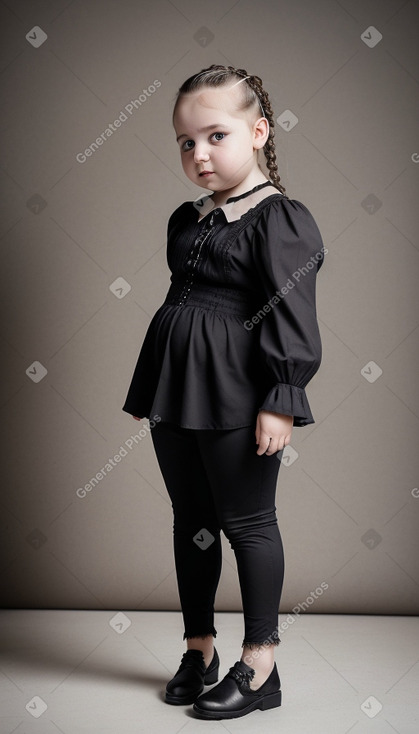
[{"xmin": 255, "ymin": 410, "xmax": 293, "ymax": 456}]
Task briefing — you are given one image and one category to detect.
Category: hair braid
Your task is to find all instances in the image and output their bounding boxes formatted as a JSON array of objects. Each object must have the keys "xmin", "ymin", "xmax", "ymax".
[
  {"xmin": 242, "ymin": 74, "xmax": 286, "ymax": 195},
  {"xmin": 173, "ymin": 64, "xmax": 287, "ymax": 196}
]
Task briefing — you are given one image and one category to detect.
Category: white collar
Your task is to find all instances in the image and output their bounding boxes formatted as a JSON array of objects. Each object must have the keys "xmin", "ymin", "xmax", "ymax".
[{"xmin": 194, "ymin": 186, "xmax": 282, "ymax": 224}]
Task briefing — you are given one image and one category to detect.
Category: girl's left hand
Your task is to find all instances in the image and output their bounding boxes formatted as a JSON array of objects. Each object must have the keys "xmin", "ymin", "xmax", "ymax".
[{"xmin": 255, "ymin": 410, "xmax": 293, "ymax": 456}]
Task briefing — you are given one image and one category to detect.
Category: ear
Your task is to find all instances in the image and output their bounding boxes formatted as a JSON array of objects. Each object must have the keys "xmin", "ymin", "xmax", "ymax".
[{"xmin": 252, "ymin": 117, "xmax": 269, "ymax": 150}]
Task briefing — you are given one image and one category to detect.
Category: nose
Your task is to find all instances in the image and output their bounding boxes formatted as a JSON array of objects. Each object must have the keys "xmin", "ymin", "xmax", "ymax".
[{"xmin": 193, "ymin": 142, "xmax": 210, "ymax": 163}]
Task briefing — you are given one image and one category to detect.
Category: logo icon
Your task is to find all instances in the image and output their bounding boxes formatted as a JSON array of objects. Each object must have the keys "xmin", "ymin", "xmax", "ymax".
[
  {"xmin": 361, "ymin": 27, "xmax": 382, "ymax": 48},
  {"xmin": 193, "ymin": 528, "xmax": 215, "ymax": 550},
  {"xmin": 109, "ymin": 277, "xmax": 131, "ymax": 299},
  {"xmin": 361, "ymin": 695, "xmax": 382, "ymax": 718},
  {"xmin": 361, "ymin": 529, "xmax": 382, "ymax": 550},
  {"xmin": 361, "ymin": 361, "xmax": 382, "ymax": 383},
  {"xmin": 26, "ymin": 26, "xmax": 48, "ymax": 48},
  {"xmin": 109, "ymin": 612, "xmax": 132, "ymax": 634},
  {"xmin": 277, "ymin": 110, "xmax": 299, "ymax": 132},
  {"xmin": 26, "ymin": 361, "xmax": 48, "ymax": 383}
]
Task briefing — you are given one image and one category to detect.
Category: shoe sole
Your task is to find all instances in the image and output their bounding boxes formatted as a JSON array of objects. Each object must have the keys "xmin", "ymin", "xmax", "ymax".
[
  {"xmin": 165, "ymin": 668, "xmax": 219, "ymax": 705},
  {"xmin": 192, "ymin": 689, "xmax": 282, "ymax": 719}
]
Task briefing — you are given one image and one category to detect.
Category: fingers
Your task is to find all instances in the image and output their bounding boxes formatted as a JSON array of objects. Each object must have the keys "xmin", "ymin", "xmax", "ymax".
[
  {"xmin": 256, "ymin": 430, "xmax": 288, "ymax": 456},
  {"xmin": 256, "ymin": 437, "xmax": 270, "ymax": 456},
  {"xmin": 256, "ymin": 435, "xmax": 283, "ymax": 456},
  {"xmin": 255, "ymin": 411, "xmax": 293, "ymax": 456},
  {"xmin": 256, "ymin": 415, "xmax": 276, "ymax": 455}
]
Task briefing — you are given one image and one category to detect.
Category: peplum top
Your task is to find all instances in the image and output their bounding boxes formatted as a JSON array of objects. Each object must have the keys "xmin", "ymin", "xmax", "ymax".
[{"xmin": 122, "ymin": 180, "xmax": 326, "ymax": 429}]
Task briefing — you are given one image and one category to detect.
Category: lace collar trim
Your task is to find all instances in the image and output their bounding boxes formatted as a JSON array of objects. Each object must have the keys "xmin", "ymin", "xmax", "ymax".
[{"xmin": 195, "ymin": 182, "xmax": 283, "ymax": 224}]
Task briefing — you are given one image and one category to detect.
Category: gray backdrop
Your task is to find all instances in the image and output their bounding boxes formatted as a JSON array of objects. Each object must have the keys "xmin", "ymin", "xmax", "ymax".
[{"xmin": 1, "ymin": 0, "xmax": 418, "ymax": 615}]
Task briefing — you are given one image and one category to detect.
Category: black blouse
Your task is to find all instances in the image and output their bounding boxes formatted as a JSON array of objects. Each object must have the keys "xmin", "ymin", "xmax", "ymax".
[{"xmin": 122, "ymin": 180, "xmax": 326, "ymax": 429}]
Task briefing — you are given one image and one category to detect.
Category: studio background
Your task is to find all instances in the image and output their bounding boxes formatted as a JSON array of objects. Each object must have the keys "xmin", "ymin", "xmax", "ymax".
[{"xmin": 1, "ymin": 0, "xmax": 418, "ymax": 616}]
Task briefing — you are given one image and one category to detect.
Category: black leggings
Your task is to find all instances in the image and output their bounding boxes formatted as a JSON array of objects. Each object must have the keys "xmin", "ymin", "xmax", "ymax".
[{"xmin": 150, "ymin": 420, "xmax": 285, "ymax": 649}]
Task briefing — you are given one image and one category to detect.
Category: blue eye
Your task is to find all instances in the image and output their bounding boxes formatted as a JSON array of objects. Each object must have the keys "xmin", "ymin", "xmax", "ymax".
[
  {"xmin": 212, "ymin": 132, "xmax": 225, "ymax": 141},
  {"xmin": 182, "ymin": 140, "xmax": 194, "ymax": 151}
]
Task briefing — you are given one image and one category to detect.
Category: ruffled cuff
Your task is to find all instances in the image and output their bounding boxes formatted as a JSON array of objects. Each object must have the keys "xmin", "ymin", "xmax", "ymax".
[{"xmin": 258, "ymin": 383, "xmax": 315, "ymax": 427}]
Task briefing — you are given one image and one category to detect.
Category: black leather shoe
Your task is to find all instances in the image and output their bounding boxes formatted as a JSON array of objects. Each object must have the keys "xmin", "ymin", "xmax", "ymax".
[
  {"xmin": 165, "ymin": 647, "xmax": 219, "ymax": 705},
  {"xmin": 192, "ymin": 659, "xmax": 282, "ymax": 719}
]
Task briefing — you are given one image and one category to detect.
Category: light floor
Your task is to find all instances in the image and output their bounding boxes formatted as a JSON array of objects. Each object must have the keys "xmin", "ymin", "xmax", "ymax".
[{"xmin": 0, "ymin": 611, "xmax": 418, "ymax": 734}]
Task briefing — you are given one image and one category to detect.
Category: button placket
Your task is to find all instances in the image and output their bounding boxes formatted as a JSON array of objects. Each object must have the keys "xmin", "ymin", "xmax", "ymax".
[{"xmin": 178, "ymin": 213, "xmax": 217, "ymax": 306}]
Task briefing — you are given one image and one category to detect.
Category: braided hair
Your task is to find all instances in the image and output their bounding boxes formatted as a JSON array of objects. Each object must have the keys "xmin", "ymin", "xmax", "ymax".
[{"xmin": 172, "ymin": 64, "xmax": 286, "ymax": 196}]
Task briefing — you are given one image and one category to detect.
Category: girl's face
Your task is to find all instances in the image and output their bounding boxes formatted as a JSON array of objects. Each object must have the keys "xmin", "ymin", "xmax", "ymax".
[{"xmin": 173, "ymin": 85, "xmax": 268, "ymax": 195}]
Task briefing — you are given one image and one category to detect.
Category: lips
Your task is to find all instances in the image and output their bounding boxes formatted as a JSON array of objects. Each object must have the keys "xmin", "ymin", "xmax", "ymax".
[{"xmin": 199, "ymin": 171, "xmax": 213, "ymax": 176}]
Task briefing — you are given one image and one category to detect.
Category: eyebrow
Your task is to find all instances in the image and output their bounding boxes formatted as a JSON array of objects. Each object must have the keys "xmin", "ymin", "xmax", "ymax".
[{"xmin": 176, "ymin": 124, "xmax": 230, "ymax": 142}]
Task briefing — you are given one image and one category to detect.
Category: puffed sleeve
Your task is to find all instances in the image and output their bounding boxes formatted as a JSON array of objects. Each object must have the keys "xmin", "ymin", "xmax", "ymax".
[{"xmin": 252, "ymin": 196, "xmax": 326, "ymax": 427}]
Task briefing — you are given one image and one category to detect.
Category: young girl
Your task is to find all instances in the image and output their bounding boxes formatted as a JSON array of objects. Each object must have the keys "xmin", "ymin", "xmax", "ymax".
[{"xmin": 122, "ymin": 64, "xmax": 325, "ymax": 720}]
